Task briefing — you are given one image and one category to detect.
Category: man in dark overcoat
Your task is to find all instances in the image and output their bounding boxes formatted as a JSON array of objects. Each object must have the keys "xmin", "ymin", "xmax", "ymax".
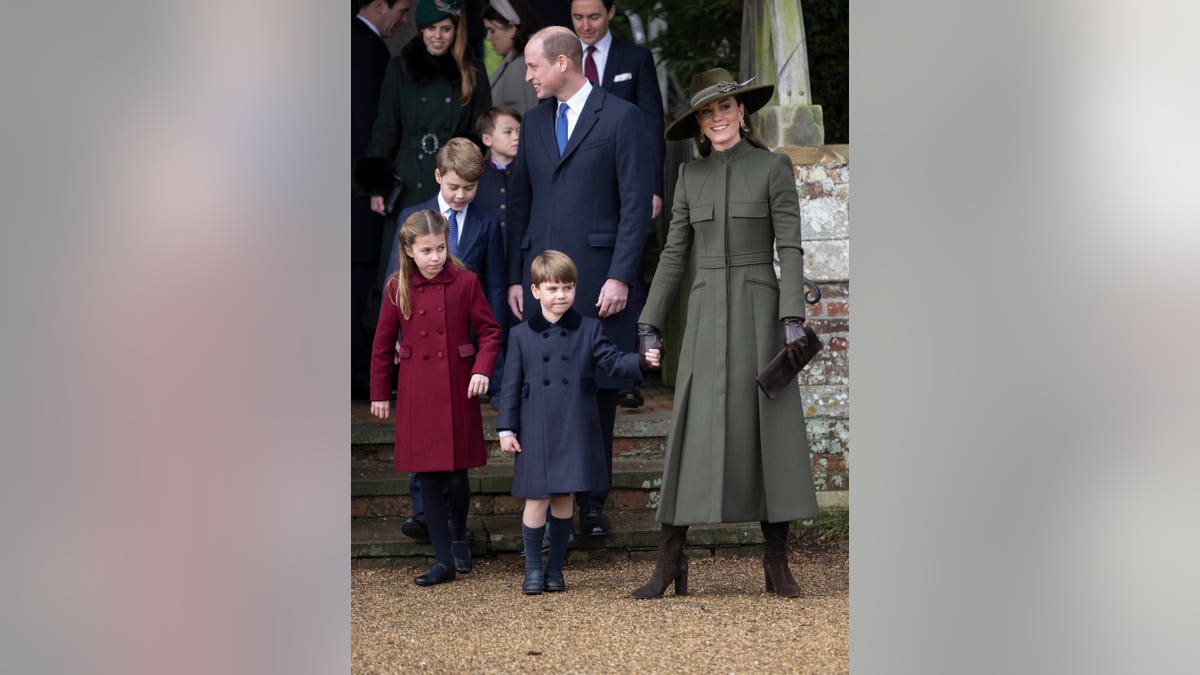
[
  {"xmin": 506, "ymin": 26, "xmax": 651, "ymax": 536},
  {"xmin": 571, "ymin": 0, "xmax": 665, "ymax": 409},
  {"xmin": 352, "ymin": 0, "xmax": 412, "ymax": 399}
]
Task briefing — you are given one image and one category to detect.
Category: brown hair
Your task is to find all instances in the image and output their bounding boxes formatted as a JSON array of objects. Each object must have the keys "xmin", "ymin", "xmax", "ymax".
[
  {"xmin": 475, "ymin": 105, "xmax": 523, "ymax": 138},
  {"xmin": 449, "ymin": 14, "xmax": 477, "ymax": 104},
  {"xmin": 388, "ymin": 209, "xmax": 467, "ymax": 319},
  {"xmin": 530, "ymin": 249, "xmax": 577, "ymax": 286},
  {"xmin": 436, "ymin": 137, "xmax": 484, "ymax": 182},
  {"xmin": 694, "ymin": 96, "xmax": 770, "ymax": 157},
  {"xmin": 531, "ymin": 26, "xmax": 582, "ymax": 70}
]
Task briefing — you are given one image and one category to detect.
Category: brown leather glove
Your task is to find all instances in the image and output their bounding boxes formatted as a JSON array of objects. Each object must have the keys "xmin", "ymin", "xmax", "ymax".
[
  {"xmin": 782, "ymin": 317, "xmax": 808, "ymax": 369},
  {"xmin": 637, "ymin": 323, "xmax": 663, "ymax": 370}
]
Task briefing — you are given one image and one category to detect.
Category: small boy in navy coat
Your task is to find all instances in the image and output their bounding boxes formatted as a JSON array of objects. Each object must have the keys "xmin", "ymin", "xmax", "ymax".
[{"xmin": 497, "ymin": 250, "xmax": 660, "ymax": 594}]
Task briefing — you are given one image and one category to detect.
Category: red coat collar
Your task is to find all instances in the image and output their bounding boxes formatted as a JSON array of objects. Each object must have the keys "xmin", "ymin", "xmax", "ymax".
[{"xmin": 411, "ymin": 265, "xmax": 458, "ymax": 286}]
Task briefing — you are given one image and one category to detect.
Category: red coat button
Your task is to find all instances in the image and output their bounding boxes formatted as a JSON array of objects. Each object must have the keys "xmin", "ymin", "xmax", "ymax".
[{"xmin": 420, "ymin": 330, "xmax": 427, "ymax": 337}]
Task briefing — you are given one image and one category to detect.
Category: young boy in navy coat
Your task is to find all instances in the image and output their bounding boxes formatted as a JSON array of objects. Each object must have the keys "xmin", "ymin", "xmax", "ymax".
[{"xmin": 496, "ymin": 250, "xmax": 660, "ymax": 594}]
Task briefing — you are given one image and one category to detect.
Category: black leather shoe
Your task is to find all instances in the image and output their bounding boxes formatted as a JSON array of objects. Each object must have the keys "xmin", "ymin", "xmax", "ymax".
[
  {"xmin": 401, "ymin": 517, "xmax": 430, "ymax": 544},
  {"xmin": 581, "ymin": 508, "xmax": 611, "ymax": 537},
  {"xmin": 617, "ymin": 387, "xmax": 644, "ymax": 408},
  {"xmin": 543, "ymin": 570, "xmax": 566, "ymax": 592},
  {"xmin": 522, "ymin": 569, "xmax": 544, "ymax": 595},
  {"xmin": 452, "ymin": 540, "xmax": 473, "ymax": 573},
  {"xmin": 414, "ymin": 563, "xmax": 455, "ymax": 586}
]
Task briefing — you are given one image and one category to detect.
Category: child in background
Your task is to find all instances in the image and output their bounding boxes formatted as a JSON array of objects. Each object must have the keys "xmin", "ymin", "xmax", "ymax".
[
  {"xmin": 474, "ymin": 105, "xmax": 522, "ymax": 234},
  {"xmin": 371, "ymin": 209, "xmax": 501, "ymax": 586},
  {"xmin": 496, "ymin": 250, "xmax": 660, "ymax": 594}
]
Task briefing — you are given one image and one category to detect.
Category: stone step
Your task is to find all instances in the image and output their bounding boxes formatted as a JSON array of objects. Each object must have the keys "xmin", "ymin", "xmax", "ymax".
[
  {"xmin": 352, "ymin": 457, "xmax": 665, "ymax": 518},
  {"xmin": 351, "ymin": 510, "xmax": 770, "ymax": 566}
]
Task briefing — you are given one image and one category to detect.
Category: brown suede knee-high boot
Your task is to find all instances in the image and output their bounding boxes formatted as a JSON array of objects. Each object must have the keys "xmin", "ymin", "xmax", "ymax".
[
  {"xmin": 761, "ymin": 521, "xmax": 801, "ymax": 597},
  {"xmin": 630, "ymin": 524, "xmax": 689, "ymax": 598}
]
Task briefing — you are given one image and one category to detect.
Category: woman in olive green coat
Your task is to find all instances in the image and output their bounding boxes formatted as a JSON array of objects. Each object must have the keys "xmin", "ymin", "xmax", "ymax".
[{"xmin": 632, "ymin": 69, "xmax": 819, "ymax": 599}]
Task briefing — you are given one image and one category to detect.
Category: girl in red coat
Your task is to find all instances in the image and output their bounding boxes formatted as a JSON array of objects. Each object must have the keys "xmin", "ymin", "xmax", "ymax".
[{"xmin": 371, "ymin": 209, "xmax": 501, "ymax": 586}]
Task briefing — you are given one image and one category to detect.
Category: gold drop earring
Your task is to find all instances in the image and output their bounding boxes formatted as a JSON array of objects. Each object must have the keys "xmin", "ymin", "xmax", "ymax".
[{"xmin": 740, "ymin": 117, "xmax": 749, "ymax": 132}]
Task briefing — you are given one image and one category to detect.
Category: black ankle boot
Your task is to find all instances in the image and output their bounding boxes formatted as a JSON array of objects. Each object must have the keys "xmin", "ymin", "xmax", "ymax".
[
  {"xmin": 760, "ymin": 521, "xmax": 801, "ymax": 597},
  {"xmin": 521, "ymin": 524, "xmax": 546, "ymax": 595},
  {"xmin": 631, "ymin": 524, "xmax": 689, "ymax": 598},
  {"xmin": 452, "ymin": 540, "xmax": 473, "ymax": 573},
  {"xmin": 543, "ymin": 515, "xmax": 573, "ymax": 592}
]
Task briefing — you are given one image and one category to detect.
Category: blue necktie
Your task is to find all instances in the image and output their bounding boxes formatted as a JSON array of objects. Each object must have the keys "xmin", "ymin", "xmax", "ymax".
[
  {"xmin": 556, "ymin": 102, "xmax": 569, "ymax": 156},
  {"xmin": 447, "ymin": 209, "xmax": 459, "ymax": 257}
]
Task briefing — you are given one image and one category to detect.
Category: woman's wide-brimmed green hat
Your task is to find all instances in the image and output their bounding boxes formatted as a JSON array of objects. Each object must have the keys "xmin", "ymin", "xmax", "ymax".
[{"xmin": 664, "ymin": 68, "xmax": 775, "ymax": 141}]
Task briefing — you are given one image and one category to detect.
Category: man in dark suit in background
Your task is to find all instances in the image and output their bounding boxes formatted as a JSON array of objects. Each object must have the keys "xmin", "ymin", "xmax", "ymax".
[
  {"xmin": 352, "ymin": 0, "xmax": 413, "ymax": 400},
  {"xmin": 571, "ymin": 0, "xmax": 664, "ymax": 409},
  {"xmin": 507, "ymin": 26, "xmax": 651, "ymax": 537}
]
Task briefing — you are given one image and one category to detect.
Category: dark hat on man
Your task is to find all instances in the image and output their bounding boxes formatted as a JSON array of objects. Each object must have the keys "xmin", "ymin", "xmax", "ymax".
[
  {"xmin": 664, "ymin": 68, "xmax": 775, "ymax": 141},
  {"xmin": 415, "ymin": 0, "xmax": 462, "ymax": 29}
]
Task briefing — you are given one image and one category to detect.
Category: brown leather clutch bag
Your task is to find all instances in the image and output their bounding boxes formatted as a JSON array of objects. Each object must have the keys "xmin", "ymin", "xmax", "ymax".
[{"xmin": 755, "ymin": 324, "xmax": 823, "ymax": 399}]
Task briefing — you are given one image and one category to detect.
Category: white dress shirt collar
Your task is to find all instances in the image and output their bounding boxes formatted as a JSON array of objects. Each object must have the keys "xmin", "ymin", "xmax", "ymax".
[
  {"xmin": 355, "ymin": 14, "xmax": 381, "ymax": 38},
  {"xmin": 557, "ymin": 80, "xmax": 593, "ymax": 140},
  {"xmin": 436, "ymin": 193, "xmax": 467, "ymax": 245}
]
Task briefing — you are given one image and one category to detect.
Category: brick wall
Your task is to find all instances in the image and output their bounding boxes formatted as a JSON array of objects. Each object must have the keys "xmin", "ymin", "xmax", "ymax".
[{"xmin": 784, "ymin": 145, "xmax": 849, "ymax": 497}]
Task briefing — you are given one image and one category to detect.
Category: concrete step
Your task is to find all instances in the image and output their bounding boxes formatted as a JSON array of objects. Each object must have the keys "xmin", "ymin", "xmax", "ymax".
[{"xmin": 351, "ymin": 510, "xmax": 770, "ymax": 566}]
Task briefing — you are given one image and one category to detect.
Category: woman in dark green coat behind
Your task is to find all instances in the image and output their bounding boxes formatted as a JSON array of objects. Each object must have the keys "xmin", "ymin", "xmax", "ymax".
[
  {"xmin": 356, "ymin": 0, "xmax": 492, "ymax": 325},
  {"xmin": 632, "ymin": 69, "xmax": 820, "ymax": 599}
]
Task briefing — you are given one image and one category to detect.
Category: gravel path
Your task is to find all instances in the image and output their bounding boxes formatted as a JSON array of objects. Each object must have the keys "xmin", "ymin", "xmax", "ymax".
[{"xmin": 352, "ymin": 551, "xmax": 848, "ymax": 673}]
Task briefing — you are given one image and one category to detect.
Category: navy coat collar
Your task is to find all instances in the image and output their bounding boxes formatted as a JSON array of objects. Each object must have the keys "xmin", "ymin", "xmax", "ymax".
[{"xmin": 528, "ymin": 306, "xmax": 582, "ymax": 331}]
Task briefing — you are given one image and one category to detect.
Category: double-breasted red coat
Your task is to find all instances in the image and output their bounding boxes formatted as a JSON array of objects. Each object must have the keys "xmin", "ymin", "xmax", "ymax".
[{"xmin": 370, "ymin": 265, "xmax": 501, "ymax": 472}]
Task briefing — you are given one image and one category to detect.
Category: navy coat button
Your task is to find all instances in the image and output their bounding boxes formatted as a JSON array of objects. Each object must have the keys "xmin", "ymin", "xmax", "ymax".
[
  {"xmin": 543, "ymin": 355, "xmax": 549, "ymax": 362},
  {"xmin": 542, "ymin": 332, "xmax": 549, "ymax": 338},
  {"xmin": 543, "ymin": 379, "xmax": 550, "ymax": 385},
  {"xmin": 562, "ymin": 378, "xmax": 569, "ymax": 385},
  {"xmin": 562, "ymin": 354, "xmax": 568, "ymax": 360},
  {"xmin": 561, "ymin": 330, "xmax": 568, "ymax": 336}
]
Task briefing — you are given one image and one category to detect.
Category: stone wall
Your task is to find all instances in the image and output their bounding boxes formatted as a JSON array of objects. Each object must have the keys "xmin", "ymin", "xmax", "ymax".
[{"xmin": 784, "ymin": 145, "xmax": 849, "ymax": 506}]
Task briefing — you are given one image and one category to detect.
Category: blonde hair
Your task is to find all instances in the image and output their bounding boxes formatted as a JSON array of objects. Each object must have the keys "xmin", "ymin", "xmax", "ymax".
[
  {"xmin": 530, "ymin": 249, "xmax": 577, "ymax": 286},
  {"xmin": 388, "ymin": 209, "xmax": 467, "ymax": 319},
  {"xmin": 437, "ymin": 137, "xmax": 484, "ymax": 182}
]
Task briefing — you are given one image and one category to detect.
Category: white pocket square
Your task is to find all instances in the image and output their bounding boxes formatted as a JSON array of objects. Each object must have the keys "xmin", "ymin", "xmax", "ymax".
[{"xmin": 613, "ymin": 72, "xmax": 632, "ymax": 82}]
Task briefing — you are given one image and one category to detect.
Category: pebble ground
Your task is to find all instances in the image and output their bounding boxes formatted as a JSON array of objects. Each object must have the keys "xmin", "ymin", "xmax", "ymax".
[{"xmin": 352, "ymin": 550, "xmax": 848, "ymax": 673}]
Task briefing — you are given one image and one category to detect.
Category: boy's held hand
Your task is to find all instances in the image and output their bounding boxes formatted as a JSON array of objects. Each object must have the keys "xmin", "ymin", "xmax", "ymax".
[
  {"xmin": 500, "ymin": 435, "xmax": 521, "ymax": 454},
  {"xmin": 393, "ymin": 340, "xmax": 402, "ymax": 365},
  {"xmin": 468, "ymin": 374, "xmax": 489, "ymax": 398},
  {"xmin": 643, "ymin": 348, "xmax": 662, "ymax": 369},
  {"xmin": 370, "ymin": 401, "xmax": 390, "ymax": 419}
]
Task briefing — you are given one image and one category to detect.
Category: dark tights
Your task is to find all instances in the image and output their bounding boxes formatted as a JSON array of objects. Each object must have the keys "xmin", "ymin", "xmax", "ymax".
[{"xmin": 418, "ymin": 470, "xmax": 470, "ymax": 568}]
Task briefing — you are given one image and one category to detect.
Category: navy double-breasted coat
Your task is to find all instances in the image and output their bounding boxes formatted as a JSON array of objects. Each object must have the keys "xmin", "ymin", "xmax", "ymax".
[
  {"xmin": 370, "ymin": 266, "xmax": 501, "ymax": 472},
  {"xmin": 496, "ymin": 308, "xmax": 643, "ymax": 498}
]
